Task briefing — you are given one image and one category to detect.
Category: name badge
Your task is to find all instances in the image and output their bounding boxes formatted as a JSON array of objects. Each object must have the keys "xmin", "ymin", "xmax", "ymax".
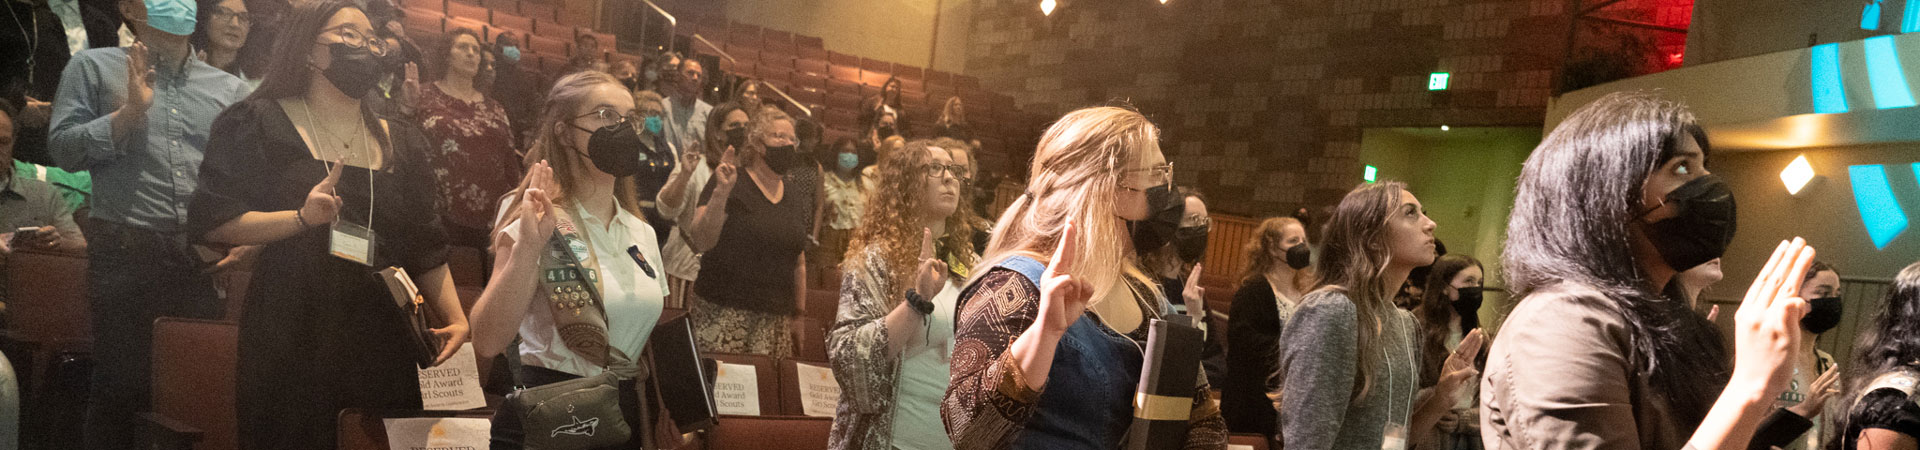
[
  {"xmin": 330, "ymin": 220, "xmax": 377, "ymax": 265},
  {"xmin": 1383, "ymin": 422, "xmax": 1408, "ymax": 450}
]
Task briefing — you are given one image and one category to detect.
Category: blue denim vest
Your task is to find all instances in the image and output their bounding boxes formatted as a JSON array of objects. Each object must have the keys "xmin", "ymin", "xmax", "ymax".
[{"xmin": 993, "ymin": 256, "xmax": 1147, "ymax": 450}]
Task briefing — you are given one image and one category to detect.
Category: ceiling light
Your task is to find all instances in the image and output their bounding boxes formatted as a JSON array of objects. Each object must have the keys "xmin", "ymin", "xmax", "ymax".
[
  {"xmin": 1781, "ymin": 154, "xmax": 1815, "ymax": 195},
  {"xmin": 1041, "ymin": 0, "xmax": 1056, "ymax": 16}
]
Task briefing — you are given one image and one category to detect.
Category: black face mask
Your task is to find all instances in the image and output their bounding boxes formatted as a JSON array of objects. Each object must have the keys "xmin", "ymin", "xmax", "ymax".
[
  {"xmin": 1453, "ymin": 286, "xmax": 1485, "ymax": 330},
  {"xmin": 725, "ymin": 127, "xmax": 748, "ymax": 152},
  {"xmin": 877, "ymin": 125, "xmax": 896, "ymax": 138},
  {"xmin": 620, "ymin": 77, "xmax": 640, "ymax": 92},
  {"xmin": 574, "ymin": 121, "xmax": 644, "ymax": 177},
  {"xmin": 1174, "ymin": 225, "xmax": 1209, "ymax": 264},
  {"xmin": 763, "ymin": 144, "xmax": 800, "ymax": 174},
  {"xmin": 1644, "ymin": 174, "xmax": 1737, "ymax": 272},
  {"xmin": 1285, "ymin": 244, "xmax": 1312, "ymax": 270},
  {"xmin": 1127, "ymin": 185, "xmax": 1183, "ymax": 254},
  {"xmin": 321, "ymin": 43, "xmax": 384, "ymax": 98},
  {"xmin": 1802, "ymin": 296, "xmax": 1844, "ymax": 334}
]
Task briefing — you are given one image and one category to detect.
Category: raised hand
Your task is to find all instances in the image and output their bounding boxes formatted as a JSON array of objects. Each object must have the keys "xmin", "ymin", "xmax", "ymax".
[
  {"xmin": 399, "ymin": 62, "xmax": 422, "ymax": 112},
  {"xmin": 123, "ymin": 43, "xmax": 155, "ymax": 116},
  {"xmin": 713, "ymin": 146, "xmax": 740, "ymax": 195},
  {"xmin": 678, "ymin": 145, "xmax": 703, "ymax": 169},
  {"xmin": 1732, "ymin": 238, "xmax": 1817, "ymax": 401},
  {"xmin": 1036, "ymin": 221, "xmax": 1093, "ymax": 335},
  {"xmin": 1437, "ymin": 328, "xmax": 1486, "ymax": 391},
  {"xmin": 1789, "ymin": 365, "xmax": 1842, "ymax": 418},
  {"xmin": 913, "ymin": 228, "xmax": 946, "ymax": 298},
  {"xmin": 514, "ymin": 161, "xmax": 559, "ymax": 246},
  {"xmin": 300, "ymin": 162, "xmax": 346, "ymax": 227},
  {"xmin": 1182, "ymin": 263, "xmax": 1206, "ymax": 316}
]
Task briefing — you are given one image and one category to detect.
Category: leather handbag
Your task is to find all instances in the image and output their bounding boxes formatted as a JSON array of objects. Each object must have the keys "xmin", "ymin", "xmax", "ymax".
[{"xmin": 377, "ymin": 267, "xmax": 446, "ymax": 368}]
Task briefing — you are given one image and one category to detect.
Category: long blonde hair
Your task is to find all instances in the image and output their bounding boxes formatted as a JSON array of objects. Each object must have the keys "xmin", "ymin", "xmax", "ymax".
[
  {"xmin": 843, "ymin": 139, "xmax": 978, "ymax": 304},
  {"xmin": 494, "ymin": 71, "xmax": 644, "ymax": 231},
  {"xmin": 1241, "ymin": 217, "xmax": 1316, "ymax": 293},
  {"xmin": 977, "ymin": 106, "xmax": 1160, "ymax": 302}
]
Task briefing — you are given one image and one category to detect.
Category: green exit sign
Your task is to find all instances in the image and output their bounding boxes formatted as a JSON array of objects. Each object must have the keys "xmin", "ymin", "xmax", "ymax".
[
  {"xmin": 1364, "ymin": 165, "xmax": 1378, "ymax": 183},
  {"xmin": 1428, "ymin": 72, "xmax": 1450, "ymax": 90}
]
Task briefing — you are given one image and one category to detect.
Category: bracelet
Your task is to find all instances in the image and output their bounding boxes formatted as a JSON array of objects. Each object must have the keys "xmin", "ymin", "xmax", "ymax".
[
  {"xmin": 905, "ymin": 289, "xmax": 934, "ymax": 316},
  {"xmin": 295, "ymin": 208, "xmax": 310, "ymax": 229}
]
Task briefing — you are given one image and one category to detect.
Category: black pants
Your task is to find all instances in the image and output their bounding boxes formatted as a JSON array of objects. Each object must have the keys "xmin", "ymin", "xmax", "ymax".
[
  {"xmin": 491, "ymin": 365, "xmax": 647, "ymax": 450},
  {"xmin": 82, "ymin": 219, "xmax": 220, "ymax": 450}
]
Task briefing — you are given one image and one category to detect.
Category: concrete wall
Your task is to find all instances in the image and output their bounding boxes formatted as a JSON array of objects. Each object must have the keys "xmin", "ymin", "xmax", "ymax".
[
  {"xmin": 1685, "ymin": 0, "xmax": 1893, "ymax": 67},
  {"xmin": 963, "ymin": 0, "xmax": 1567, "ymax": 217},
  {"xmin": 723, "ymin": 0, "xmax": 973, "ymax": 73}
]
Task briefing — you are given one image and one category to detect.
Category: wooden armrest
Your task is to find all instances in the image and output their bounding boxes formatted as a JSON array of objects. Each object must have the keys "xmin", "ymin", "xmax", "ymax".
[{"xmin": 138, "ymin": 411, "xmax": 204, "ymax": 450}]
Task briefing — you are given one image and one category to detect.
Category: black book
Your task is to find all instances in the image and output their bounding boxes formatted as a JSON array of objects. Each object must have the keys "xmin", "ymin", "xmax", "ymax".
[{"xmin": 1125, "ymin": 317, "xmax": 1205, "ymax": 450}]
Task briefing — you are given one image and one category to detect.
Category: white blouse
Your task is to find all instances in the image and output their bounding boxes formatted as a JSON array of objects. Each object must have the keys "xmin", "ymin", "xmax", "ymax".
[{"xmin": 501, "ymin": 199, "xmax": 669, "ymax": 377}]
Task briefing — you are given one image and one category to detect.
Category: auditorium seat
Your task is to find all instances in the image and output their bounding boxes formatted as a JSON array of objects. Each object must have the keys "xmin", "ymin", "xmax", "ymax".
[
  {"xmin": 335, "ymin": 409, "xmax": 495, "ymax": 450},
  {"xmin": 527, "ymin": 34, "xmax": 568, "ymax": 56},
  {"xmin": 701, "ymin": 415, "xmax": 830, "ymax": 450},
  {"xmin": 478, "ymin": 0, "xmax": 514, "ymax": 14},
  {"xmin": 444, "ymin": 0, "xmax": 488, "ymax": 23},
  {"xmin": 1228, "ymin": 433, "xmax": 1272, "ymax": 450},
  {"xmin": 795, "ymin": 35, "xmax": 824, "ymax": 49},
  {"xmin": 398, "ymin": 0, "xmax": 442, "ymax": 13},
  {"xmin": 775, "ymin": 358, "xmax": 833, "ymax": 416},
  {"xmin": 704, "ymin": 353, "xmax": 780, "ymax": 414},
  {"xmin": 4, "ymin": 249, "xmax": 93, "ymax": 396},
  {"xmin": 445, "ymin": 16, "xmax": 489, "ymax": 36},
  {"xmin": 797, "ymin": 45, "xmax": 827, "ymax": 62},
  {"xmin": 531, "ymin": 17, "xmax": 567, "ymax": 41},
  {"xmin": 859, "ymin": 70, "xmax": 890, "ymax": 88},
  {"xmin": 490, "ymin": 10, "xmax": 531, "ymax": 36},
  {"xmin": 826, "ymin": 51, "xmax": 858, "ymax": 68},
  {"xmin": 141, "ymin": 318, "xmax": 238, "ymax": 450},
  {"xmin": 789, "ymin": 317, "xmax": 827, "ymax": 361},
  {"xmin": 400, "ymin": 8, "xmax": 445, "ymax": 36},
  {"xmin": 518, "ymin": 0, "xmax": 556, "ymax": 22}
]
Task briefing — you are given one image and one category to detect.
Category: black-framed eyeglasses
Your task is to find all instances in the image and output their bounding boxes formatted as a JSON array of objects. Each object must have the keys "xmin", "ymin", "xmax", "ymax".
[
  {"xmin": 211, "ymin": 6, "xmax": 251, "ymax": 26},
  {"xmin": 922, "ymin": 163, "xmax": 969, "ymax": 182},
  {"xmin": 318, "ymin": 25, "xmax": 390, "ymax": 56}
]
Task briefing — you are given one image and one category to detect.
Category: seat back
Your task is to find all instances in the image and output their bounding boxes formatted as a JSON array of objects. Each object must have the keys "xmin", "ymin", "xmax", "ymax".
[
  {"xmin": 776, "ymin": 359, "xmax": 837, "ymax": 417},
  {"xmin": 703, "ymin": 415, "xmax": 831, "ymax": 450},
  {"xmin": 704, "ymin": 352, "xmax": 780, "ymax": 415},
  {"xmin": 150, "ymin": 318, "xmax": 239, "ymax": 450},
  {"xmin": 1227, "ymin": 432, "xmax": 1272, "ymax": 450}
]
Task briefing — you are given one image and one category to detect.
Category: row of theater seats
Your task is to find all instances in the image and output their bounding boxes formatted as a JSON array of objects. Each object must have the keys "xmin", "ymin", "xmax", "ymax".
[{"xmin": 396, "ymin": 0, "xmax": 636, "ymax": 81}]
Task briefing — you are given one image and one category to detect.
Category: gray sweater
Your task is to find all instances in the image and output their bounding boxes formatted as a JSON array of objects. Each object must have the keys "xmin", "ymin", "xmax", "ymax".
[{"xmin": 1275, "ymin": 289, "xmax": 1421, "ymax": 450}]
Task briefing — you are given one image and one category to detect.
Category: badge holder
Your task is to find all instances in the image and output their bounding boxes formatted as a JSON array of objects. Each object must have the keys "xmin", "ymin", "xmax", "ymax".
[
  {"xmin": 1382, "ymin": 422, "xmax": 1409, "ymax": 450},
  {"xmin": 331, "ymin": 219, "xmax": 378, "ymax": 265}
]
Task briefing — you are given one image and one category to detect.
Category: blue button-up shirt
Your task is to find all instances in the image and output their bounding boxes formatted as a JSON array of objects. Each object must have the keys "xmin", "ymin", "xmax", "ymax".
[{"xmin": 48, "ymin": 46, "xmax": 249, "ymax": 232}]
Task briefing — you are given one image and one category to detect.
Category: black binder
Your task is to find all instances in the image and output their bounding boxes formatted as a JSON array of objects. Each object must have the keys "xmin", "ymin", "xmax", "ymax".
[
  {"xmin": 1125, "ymin": 317, "xmax": 1206, "ymax": 450},
  {"xmin": 649, "ymin": 313, "xmax": 718, "ymax": 431}
]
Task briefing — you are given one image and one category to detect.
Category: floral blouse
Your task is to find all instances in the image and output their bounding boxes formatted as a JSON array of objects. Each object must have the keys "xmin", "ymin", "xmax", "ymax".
[
  {"xmin": 418, "ymin": 83, "xmax": 522, "ymax": 230},
  {"xmin": 827, "ymin": 245, "xmax": 969, "ymax": 450}
]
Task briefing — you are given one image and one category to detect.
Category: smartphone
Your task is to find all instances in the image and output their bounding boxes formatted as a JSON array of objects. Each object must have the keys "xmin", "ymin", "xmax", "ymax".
[{"xmin": 9, "ymin": 227, "xmax": 40, "ymax": 248}]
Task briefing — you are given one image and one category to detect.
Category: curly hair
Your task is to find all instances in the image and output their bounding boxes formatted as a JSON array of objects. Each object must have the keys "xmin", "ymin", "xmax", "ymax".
[{"xmin": 843, "ymin": 139, "xmax": 978, "ymax": 304}]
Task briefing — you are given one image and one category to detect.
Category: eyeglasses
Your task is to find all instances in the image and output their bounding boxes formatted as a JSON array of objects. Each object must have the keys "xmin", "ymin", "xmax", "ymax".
[
  {"xmin": 1120, "ymin": 162, "xmax": 1174, "ymax": 187},
  {"xmin": 573, "ymin": 107, "xmax": 641, "ymax": 128},
  {"xmin": 211, "ymin": 6, "xmax": 251, "ymax": 26},
  {"xmin": 318, "ymin": 25, "xmax": 390, "ymax": 56},
  {"xmin": 922, "ymin": 164, "xmax": 969, "ymax": 182},
  {"xmin": 1184, "ymin": 214, "xmax": 1212, "ymax": 228}
]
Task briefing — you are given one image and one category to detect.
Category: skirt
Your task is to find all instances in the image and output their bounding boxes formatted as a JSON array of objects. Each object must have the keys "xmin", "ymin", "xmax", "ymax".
[{"xmin": 687, "ymin": 293, "xmax": 794, "ymax": 358}]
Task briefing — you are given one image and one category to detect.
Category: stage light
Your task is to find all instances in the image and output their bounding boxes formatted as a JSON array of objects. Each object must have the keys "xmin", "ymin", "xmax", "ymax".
[
  {"xmin": 1041, "ymin": 0, "xmax": 1056, "ymax": 15},
  {"xmin": 1440, "ymin": 125, "xmax": 1449, "ymax": 131},
  {"xmin": 1780, "ymin": 154, "xmax": 1815, "ymax": 195}
]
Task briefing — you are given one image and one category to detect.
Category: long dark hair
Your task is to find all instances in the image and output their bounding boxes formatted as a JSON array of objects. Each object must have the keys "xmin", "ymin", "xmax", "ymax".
[
  {"xmin": 1503, "ymin": 91, "xmax": 1724, "ymax": 431},
  {"xmin": 429, "ymin": 27, "xmax": 485, "ymax": 84},
  {"xmin": 1416, "ymin": 254, "xmax": 1481, "ymax": 388},
  {"xmin": 702, "ymin": 102, "xmax": 749, "ymax": 161},
  {"xmin": 246, "ymin": 0, "xmax": 356, "ymax": 101},
  {"xmin": 1313, "ymin": 181, "xmax": 1412, "ymax": 401},
  {"xmin": 1828, "ymin": 262, "xmax": 1920, "ymax": 450}
]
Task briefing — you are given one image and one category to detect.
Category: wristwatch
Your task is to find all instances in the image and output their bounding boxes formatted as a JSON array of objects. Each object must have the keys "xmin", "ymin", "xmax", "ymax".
[{"xmin": 905, "ymin": 289, "xmax": 934, "ymax": 316}]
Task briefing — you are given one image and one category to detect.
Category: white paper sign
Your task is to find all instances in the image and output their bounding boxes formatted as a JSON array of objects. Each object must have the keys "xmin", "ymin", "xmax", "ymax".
[
  {"xmin": 382, "ymin": 417, "xmax": 489, "ymax": 450},
  {"xmin": 792, "ymin": 362, "xmax": 841, "ymax": 417},
  {"xmin": 1228, "ymin": 445, "xmax": 1255, "ymax": 450},
  {"xmin": 417, "ymin": 343, "xmax": 485, "ymax": 410},
  {"xmin": 712, "ymin": 362, "xmax": 760, "ymax": 416}
]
